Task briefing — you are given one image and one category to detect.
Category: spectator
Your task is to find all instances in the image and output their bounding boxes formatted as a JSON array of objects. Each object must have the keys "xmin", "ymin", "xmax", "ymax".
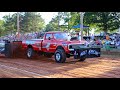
[
  {"xmin": 76, "ymin": 33, "xmax": 81, "ymax": 41},
  {"xmin": 106, "ymin": 34, "xmax": 110, "ymax": 40},
  {"xmin": 91, "ymin": 34, "xmax": 94, "ymax": 40},
  {"xmin": 67, "ymin": 34, "xmax": 71, "ymax": 41},
  {"xmin": 105, "ymin": 39, "xmax": 111, "ymax": 54}
]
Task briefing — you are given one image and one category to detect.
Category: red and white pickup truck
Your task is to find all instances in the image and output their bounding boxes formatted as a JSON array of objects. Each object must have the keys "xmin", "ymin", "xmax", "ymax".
[{"xmin": 21, "ymin": 31, "xmax": 101, "ymax": 63}]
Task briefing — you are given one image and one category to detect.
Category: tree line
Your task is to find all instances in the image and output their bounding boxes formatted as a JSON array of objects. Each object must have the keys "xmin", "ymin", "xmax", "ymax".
[
  {"xmin": 46, "ymin": 12, "xmax": 120, "ymax": 34},
  {"xmin": 0, "ymin": 12, "xmax": 120, "ymax": 37},
  {"xmin": 0, "ymin": 12, "xmax": 45, "ymax": 36}
]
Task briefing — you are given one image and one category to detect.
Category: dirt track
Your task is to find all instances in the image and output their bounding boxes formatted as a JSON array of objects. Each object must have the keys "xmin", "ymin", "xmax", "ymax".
[{"xmin": 0, "ymin": 54, "xmax": 120, "ymax": 78}]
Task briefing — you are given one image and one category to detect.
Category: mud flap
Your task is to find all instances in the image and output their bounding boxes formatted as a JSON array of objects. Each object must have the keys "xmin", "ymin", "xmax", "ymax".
[{"xmin": 74, "ymin": 47, "xmax": 101, "ymax": 59}]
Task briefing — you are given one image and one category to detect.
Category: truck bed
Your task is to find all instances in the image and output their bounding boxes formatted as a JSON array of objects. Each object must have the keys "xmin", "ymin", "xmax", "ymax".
[{"xmin": 22, "ymin": 39, "xmax": 43, "ymax": 51}]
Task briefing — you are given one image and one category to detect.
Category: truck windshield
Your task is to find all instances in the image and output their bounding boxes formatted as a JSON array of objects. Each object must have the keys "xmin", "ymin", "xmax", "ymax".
[{"xmin": 53, "ymin": 33, "xmax": 70, "ymax": 40}]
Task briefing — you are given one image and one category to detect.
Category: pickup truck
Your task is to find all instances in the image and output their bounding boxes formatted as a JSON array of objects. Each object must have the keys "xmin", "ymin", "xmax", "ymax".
[{"xmin": 21, "ymin": 31, "xmax": 101, "ymax": 63}]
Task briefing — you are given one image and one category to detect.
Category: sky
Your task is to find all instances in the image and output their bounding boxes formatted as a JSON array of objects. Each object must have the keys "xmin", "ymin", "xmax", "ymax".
[{"xmin": 0, "ymin": 12, "xmax": 58, "ymax": 25}]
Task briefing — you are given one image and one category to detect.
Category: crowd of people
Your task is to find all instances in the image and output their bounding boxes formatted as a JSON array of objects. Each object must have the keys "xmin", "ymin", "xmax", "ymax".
[
  {"xmin": 83, "ymin": 33, "xmax": 120, "ymax": 51},
  {"xmin": 0, "ymin": 31, "xmax": 43, "ymax": 42},
  {"xmin": 69, "ymin": 32, "xmax": 120, "ymax": 52}
]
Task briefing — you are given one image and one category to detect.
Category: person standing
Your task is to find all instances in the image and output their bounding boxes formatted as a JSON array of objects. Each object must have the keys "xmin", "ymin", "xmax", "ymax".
[
  {"xmin": 78, "ymin": 30, "xmax": 82, "ymax": 40},
  {"xmin": 106, "ymin": 34, "xmax": 110, "ymax": 40},
  {"xmin": 105, "ymin": 39, "xmax": 111, "ymax": 54},
  {"xmin": 91, "ymin": 34, "xmax": 94, "ymax": 40}
]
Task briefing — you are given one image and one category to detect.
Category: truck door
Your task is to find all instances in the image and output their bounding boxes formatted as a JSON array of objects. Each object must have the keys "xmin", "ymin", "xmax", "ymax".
[{"xmin": 42, "ymin": 33, "xmax": 55, "ymax": 53}]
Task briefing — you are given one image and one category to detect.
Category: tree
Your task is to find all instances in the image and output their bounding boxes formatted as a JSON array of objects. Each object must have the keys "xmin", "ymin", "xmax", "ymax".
[
  {"xmin": 84, "ymin": 12, "xmax": 120, "ymax": 33},
  {"xmin": 56, "ymin": 12, "xmax": 80, "ymax": 31},
  {"xmin": 0, "ymin": 20, "xmax": 5, "ymax": 36},
  {"xmin": 2, "ymin": 12, "xmax": 45, "ymax": 36},
  {"xmin": 61, "ymin": 12, "xmax": 71, "ymax": 30},
  {"xmin": 45, "ymin": 24, "xmax": 55, "ymax": 32},
  {"xmin": 45, "ymin": 15, "xmax": 61, "ymax": 32},
  {"xmin": 3, "ymin": 14, "xmax": 16, "ymax": 35},
  {"xmin": 20, "ymin": 12, "xmax": 45, "ymax": 33},
  {"xmin": 45, "ymin": 12, "xmax": 81, "ymax": 32}
]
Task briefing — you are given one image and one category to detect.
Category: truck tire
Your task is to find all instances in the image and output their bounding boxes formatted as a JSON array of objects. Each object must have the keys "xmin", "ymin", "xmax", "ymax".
[
  {"xmin": 54, "ymin": 49, "xmax": 66, "ymax": 63},
  {"xmin": 79, "ymin": 57, "xmax": 86, "ymax": 61},
  {"xmin": 27, "ymin": 48, "xmax": 34, "ymax": 59}
]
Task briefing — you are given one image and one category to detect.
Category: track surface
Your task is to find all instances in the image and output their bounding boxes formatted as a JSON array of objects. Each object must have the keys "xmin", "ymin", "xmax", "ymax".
[{"xmin": 0, "ymin": 54, "xmax": 120, "ymax": 78}]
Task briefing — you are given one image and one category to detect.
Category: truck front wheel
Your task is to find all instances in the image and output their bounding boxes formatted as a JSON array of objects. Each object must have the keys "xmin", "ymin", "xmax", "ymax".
[
  {"xmin": 54, "ymin": 49, "xmax": 66, "ymax": 63},
  {"xmin": 27, "ymin": 48, "xmax": 34, "ymax": 59}
]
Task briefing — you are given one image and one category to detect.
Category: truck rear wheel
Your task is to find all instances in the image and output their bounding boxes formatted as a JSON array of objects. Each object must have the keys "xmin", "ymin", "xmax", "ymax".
[
  {"xmin": 27, "ymin": 48, "xmax": 34, "ymax": 59},
  {"xmin": 54, "ymin": 49, "xmax": 66, "ymax": 63}
]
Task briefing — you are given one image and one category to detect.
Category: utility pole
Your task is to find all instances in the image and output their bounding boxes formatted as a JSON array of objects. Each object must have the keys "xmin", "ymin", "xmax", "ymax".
[
  {"xmin": 80, "ymin": 12, "xmax": 85, "ymax": 41},
  {"xmin": 80, "ymin": 12, "xmax": 83, "ymax": 41},
  {"xmin": 17, "ymin": 12, "xmax": 20, "ymax": 40},
  {"xmin": 58, "ymin": 12, "xmax": 60, "ymax": 31},
  {"xmin": 68, "ymin": 12, "xmax": 70, "ymax": 31}
]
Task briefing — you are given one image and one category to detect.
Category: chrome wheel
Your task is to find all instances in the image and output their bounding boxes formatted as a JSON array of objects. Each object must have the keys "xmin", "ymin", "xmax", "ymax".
[
  {"xmin": 56, "ymin": 53, "xmax": 61, "ymax": 61},
  {"xmin": 27, "ymin": 50, "xmax": 31, "ymax": 57}
]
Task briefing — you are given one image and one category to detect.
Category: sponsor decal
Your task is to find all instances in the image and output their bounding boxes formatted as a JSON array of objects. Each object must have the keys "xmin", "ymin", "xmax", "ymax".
[
  {"xmin": 80, "ymin": 50, "xmax": 87, "ymax": 56},
  {"xmin": 88, "ymin": 49, "xmax": 100, "ymax": 56},
  {"xmin": 46, "ymin": 43, "xmax": 50, "ymax": 51},
  {"xmin": 42, "ymin": 43, "xmax": 50, "ymax": 50},
  {"xmin": 46, "ymin": 43, "xmax": 50, "ymax": 48}
]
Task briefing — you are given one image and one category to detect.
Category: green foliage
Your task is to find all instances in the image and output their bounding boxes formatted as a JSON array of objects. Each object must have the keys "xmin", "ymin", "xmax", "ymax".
[
  {"xmin": 45, "ymin": 24, "xmax": 55, "ymax": 32},
  {"xmin": 20, "ymin": 12, "xmax": 45, "ymax": 33},
  {"xmin": 1, "ymin": 12, "xmax": 45, "ymax": 36},
  {"xmin": 45, "ymin": 15, "xmax": 60, "ymax": 32},
  {"xmin": 3, "ymin": 14, "xmax": 16, "ymax": 35},
  {"xmin": 0, "ymin": 20, "xmax": 5, "ymax": 36},
  {"xmin": 84, "ymin": 12, "xmax": 120, "ymax": 33},
  {"xmin": 45, "ymin": 12, "xmax": 81, "ymax": 32},
  {"xmin": 1, "ymin": 12, "xmax": 120, "ymax": 36}
]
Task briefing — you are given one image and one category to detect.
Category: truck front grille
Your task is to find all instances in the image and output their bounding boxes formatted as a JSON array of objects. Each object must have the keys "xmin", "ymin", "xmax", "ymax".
[{"xmin": 68, "ymin": 44, "xmax": 85, "ymax": 51}]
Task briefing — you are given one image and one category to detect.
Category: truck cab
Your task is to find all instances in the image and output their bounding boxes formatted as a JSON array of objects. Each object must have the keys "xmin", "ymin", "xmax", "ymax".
[{"xmin": 42, "ymin": 31, "xmax": 86, "ymax": 54}]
